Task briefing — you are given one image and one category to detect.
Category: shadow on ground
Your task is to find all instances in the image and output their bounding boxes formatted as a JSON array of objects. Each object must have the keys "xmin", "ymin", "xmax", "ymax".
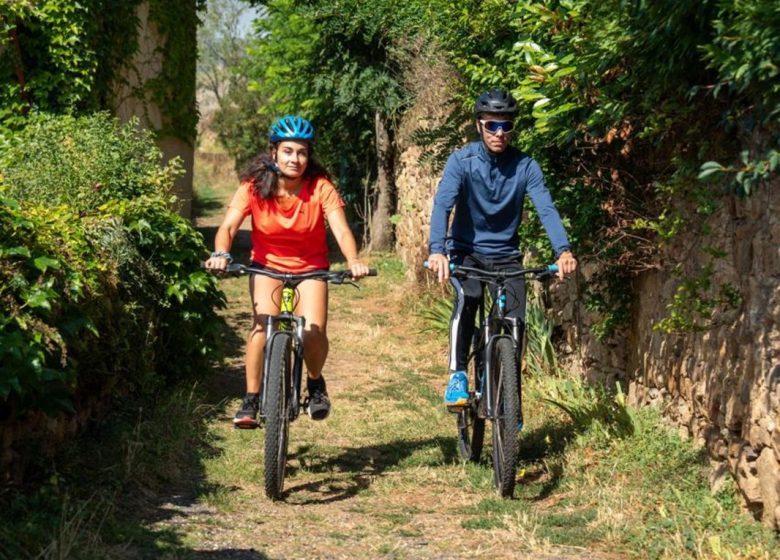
[
  {"xmin": 515, "ymin": 420, "xmax": 577, "ymax": 501},
  {"xmin": 182, "ymin": 548, "xmax": 269, "ymax": 559},
  {"xmin": 282, "ymin": 436, "xmax": 459, "ymax": 504}
]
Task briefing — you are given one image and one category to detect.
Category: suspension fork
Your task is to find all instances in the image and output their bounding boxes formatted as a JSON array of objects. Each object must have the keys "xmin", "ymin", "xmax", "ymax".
[
  {"xmin": 280, "ymin": 285, "xmax": 308, "ymax": 420},
  {"xmin": 290, "ymin": 313, "xmax": 306, "ymax": 420},
  {"xmin": 261, "ymin": 285, "xmax": 307, "ymax": 420},
  {"xmin": 483, "ymin": 283, "xmax": 505, "ymax": 417}
]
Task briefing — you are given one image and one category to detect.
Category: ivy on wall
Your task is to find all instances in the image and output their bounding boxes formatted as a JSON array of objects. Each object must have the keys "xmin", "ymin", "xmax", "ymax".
[
  {"xmin": 146, "ymin": 0, "xmax": 206, "ymax": 143},
  {"xmin": 0, "ymin": 0, "xmax": 203, "ymax": 144}
]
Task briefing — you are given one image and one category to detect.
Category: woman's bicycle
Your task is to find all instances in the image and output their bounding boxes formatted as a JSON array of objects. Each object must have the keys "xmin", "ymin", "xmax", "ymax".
[
  {"xmin": 217, "ymin": 263, "xmax": 376, "ymax": 500},
  {"xmin": 427, "ymin": 261, "xmax": 558, "ymax": 497}
]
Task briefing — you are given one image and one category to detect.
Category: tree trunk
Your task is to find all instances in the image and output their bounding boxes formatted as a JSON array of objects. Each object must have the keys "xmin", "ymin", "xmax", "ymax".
[
  {"xmin": 369, "ymin": 111, "xmax": 395, "ymax": 251},
  {"xmin": 10, "ymin": 23, "xmax": 31, "ymax": 114}
]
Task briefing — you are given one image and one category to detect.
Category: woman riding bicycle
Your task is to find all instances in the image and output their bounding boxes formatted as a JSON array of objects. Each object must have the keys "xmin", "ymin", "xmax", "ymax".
[
  {"xmin": 204, "ymin": 115, "xmax": 369, "ymax": 427},
  {"xmin": 426, "ymin": 89, "xmax": 578, "ymax": 409}
]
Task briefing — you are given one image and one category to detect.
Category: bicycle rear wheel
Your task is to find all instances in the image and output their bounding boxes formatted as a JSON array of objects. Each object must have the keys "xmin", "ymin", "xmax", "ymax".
[
  {"xmin": 456, "ymin": 359, "xmax": 485, "ymax": 462},
  {"xmin": 491, "ymin": 337, "xmax": 520, "ymax": 498},
  {"xmin": 264, "ymin": 332, "xmax": 293, "ymax": 500}
]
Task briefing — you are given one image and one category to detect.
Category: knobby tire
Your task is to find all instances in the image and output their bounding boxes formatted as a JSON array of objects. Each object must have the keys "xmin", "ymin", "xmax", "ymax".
[
  {"xmin": 264, "ymin": 332, "xmax": 293, "ymax": 500},
  {"xmin": 492, "ymin": 338, "xmax": 520, "ymax": 498}
]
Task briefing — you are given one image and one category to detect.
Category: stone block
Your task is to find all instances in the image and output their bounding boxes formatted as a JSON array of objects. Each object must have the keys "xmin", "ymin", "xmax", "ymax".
[
  {"xmin": 677, "ymin": 400, "xmax": 692, "ymax": 426},
  {"xmin": 773, "ymin": 423, "xmax": 780, "ymax": 463},
  {"xmin": 756, "ymin": 447, "xmax": 780, "ymax": 528},
  {"xmin": 736, "ymin": 451, "xmax": 762, "ymax": 504},
  {"xmin": 709, "ymin": 437, "xmax": 728, "ymax": 460}
]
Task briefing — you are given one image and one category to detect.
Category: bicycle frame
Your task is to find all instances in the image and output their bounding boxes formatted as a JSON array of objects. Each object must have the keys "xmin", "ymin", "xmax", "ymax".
[
  {"xmin": 217, "ymin": 262, "xmax": 377, "ymax": 423},
  {"xmin": 454, "ymin": 263, "xmax": 557, "ymax": 420}
]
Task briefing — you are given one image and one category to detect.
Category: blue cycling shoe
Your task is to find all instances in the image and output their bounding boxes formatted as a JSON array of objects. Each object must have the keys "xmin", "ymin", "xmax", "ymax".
[{"xmin": 444, "ymin": 371, "xmax": 469, "ymax": 409}]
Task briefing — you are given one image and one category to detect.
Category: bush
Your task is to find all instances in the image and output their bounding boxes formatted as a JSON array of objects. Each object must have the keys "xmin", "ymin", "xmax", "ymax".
[
  {"xmin": 0, "ymin": 113, "xmax": 224, "ymax": 421},
  {"xmin": 0, "ymin": 196, "xmax": 103, "ymax": 413},
  {"xmin": 0, "ymin": 113, "xmax": 179, "ymax": 213}
]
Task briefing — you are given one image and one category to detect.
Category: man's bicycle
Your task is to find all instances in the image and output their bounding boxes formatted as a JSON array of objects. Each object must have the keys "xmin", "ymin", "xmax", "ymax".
[
  {"xmin": 427, "ymin": 261, "xmax": 558, "ymax": 497},
  {"xmin": 217, "ymin": 263, "xmax": 376, "ymax": 500}
]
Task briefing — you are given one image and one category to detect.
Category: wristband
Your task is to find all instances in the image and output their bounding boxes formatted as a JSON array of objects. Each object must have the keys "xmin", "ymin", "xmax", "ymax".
[{"xmin": 210, "ymin": 250, "xmax": 233, "ymax": 263}]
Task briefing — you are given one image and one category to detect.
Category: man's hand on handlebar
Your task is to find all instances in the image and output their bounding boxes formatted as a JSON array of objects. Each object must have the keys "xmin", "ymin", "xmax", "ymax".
[
  {"xmin": 554, "ymin": 250, "xmax": 577, "ymax": 280},
  {"xmin": 426, "ymin": 253, "xmax": 450, "ymax": 283}
]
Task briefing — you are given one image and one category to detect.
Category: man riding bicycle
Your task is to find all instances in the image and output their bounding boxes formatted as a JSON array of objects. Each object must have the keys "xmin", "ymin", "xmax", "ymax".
[{"xmin": 426, "ymin": 89, "xmax": 578, "ymax": 409}]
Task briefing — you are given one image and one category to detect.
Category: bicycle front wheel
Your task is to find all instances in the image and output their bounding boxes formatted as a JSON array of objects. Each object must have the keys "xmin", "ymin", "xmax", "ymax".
[
  {"xmin": 264, "ymin": 332, "xmax": 293, "ymax": 500},
  {"xmin": 491, "ymin": 337, "xmax": 520, "ymax": 498}
]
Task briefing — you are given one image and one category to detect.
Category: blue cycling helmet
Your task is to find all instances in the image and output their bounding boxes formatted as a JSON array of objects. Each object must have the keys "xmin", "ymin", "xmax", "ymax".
[{"xmin": 269, "ymin": 115, "xmax": 315, "ymax": 143}]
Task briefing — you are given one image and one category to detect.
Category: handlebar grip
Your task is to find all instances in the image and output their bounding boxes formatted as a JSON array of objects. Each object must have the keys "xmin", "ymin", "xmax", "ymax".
[
  {"xmin": 547, "ymin": 264, "xmax": 559, "ymax": 273},
  {"xmin": 366, "ymin": 268, "xmax": 378, "ymax": 276},
  {"xmin": 423, "ymin": 260, "xmax": 456, "ymax": 271},
  {"xmin": 201, "ymin": 261, "xmax": 245, "ymax": 275}
]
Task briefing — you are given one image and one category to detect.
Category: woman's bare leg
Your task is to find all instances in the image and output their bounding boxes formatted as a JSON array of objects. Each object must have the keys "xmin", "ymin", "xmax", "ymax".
[
  {"xmin": 245, "ymin": 273, "xmax": 283, "ymax": 392},
  {"xmin": 295, "ymin": 278, "xmax": 331, "ymax": 419},
  {"xmin": 294, "ymin": 278, "xmax": 329, "ymax": 379}
]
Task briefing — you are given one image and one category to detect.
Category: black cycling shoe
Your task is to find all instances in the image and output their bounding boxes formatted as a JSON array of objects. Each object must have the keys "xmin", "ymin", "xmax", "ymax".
[
  {"xmin": 233, "ymin": 393, "xmax": 260, "ymax": 429},
  {"xmin": 306, "ymin": 377, "xmax": 331, "ymax": 421}
]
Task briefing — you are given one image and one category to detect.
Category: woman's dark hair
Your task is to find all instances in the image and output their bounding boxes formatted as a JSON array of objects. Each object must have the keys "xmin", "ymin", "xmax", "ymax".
[{"xmin": 239, "ymin": 144, "xmax": 331, "ymax": 200}]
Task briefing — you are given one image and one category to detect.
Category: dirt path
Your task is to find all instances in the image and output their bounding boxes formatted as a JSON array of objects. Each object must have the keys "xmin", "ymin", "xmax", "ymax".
[{"xmin": 136, "ymin": 262, "xmax": 615, "ymax": 560}]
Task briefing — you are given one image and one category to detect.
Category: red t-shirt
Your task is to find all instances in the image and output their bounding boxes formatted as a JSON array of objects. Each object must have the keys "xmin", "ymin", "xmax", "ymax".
[{"xmin": 228, "ymin": 176, "xmax": 345, "ymax": 272}]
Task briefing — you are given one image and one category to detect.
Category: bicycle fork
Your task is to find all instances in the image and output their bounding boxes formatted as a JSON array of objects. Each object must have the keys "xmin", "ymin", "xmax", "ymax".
[
  {"xmin": 482, "ymin": 317, "xmax": 522, "ymax": 421},
  {"xmin": 260, "ymin": 286, "xmax": 307, "ymax": 422}
]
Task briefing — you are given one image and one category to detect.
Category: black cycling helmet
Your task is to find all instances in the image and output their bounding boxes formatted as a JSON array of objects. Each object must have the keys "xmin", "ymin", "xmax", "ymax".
[{"xmin": 474, "ymin": 89, "xmax": 518, "ymax": 116}]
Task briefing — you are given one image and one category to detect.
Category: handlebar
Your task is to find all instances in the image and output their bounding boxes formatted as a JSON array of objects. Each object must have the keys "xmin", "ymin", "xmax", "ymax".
[
  {"xmin": 208, "ymin": 262, "xmax": 378, "ymax": 285},
  {"xmin": 423, "ymin": 260, "xmax": 558, "ymax": 280}
]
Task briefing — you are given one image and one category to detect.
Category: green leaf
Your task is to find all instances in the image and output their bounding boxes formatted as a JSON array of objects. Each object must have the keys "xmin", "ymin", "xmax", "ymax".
[
  {"xmin": 33, "ymin": 256, "xmax": 61, "ymax": 272},
  {"xmin": 698, "ymin": 161, "xmax": 726, "ymax": 180},
  {"xmin": 24, "ymin": 290, "xmax": 53, "ymax": 311},
  {"xmin": 1, "ymin": 246, "xmax": 32, "ymax": 258}
]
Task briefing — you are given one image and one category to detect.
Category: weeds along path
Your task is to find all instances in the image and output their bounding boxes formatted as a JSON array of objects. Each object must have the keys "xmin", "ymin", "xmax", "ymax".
[{"xmin": 145, "ymin": 261, "xmax": 611, "ymax": 560}]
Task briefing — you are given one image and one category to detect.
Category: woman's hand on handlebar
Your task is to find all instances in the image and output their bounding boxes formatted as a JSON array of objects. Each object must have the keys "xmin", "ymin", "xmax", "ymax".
[
  {"xmin": 427, "ymin": 253, "xmax": 450, "ymax": 283},
  {"xmin": 205, "ymin": 251, "xmax": 232, "ymax": 272},
  {"xmin": 347, "ymin": 258, "xmax": 371, "ymax": 279},
  {"xmin": 555, "ymin": 250, "xmax": 577, "ymax": 280}
]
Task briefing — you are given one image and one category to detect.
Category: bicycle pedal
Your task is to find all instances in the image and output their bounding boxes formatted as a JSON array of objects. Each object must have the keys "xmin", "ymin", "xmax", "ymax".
[{"xmin": 445, "ymin": 403, "xmax": 469, "ymax": 414}]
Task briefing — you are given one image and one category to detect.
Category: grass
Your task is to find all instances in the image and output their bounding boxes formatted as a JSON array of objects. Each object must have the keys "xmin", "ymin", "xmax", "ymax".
[
  {"xmin": 414, "ymin": 282, "xmax": 778, "ymax": 559},
  {"xmin": 0, "ymin": 383, "xmax": 223, "ymax": 559},
  {"xmin": 2, "ymin": 254, "xmax": 777, "ymax": 559},
  {"xmin": 192, "ymin": 139, "xmax": 239, "ymax": 223}
]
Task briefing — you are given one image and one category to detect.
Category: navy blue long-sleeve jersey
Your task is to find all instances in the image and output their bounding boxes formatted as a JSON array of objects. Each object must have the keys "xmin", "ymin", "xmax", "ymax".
[{"xmin": 428, "ymin": 141, "xmax": 571, "ymax": 258}]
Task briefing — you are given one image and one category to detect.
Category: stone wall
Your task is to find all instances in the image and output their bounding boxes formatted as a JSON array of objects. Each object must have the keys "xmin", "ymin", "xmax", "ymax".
[
  {"xmin": 394, "ymin": 64, "xmax": 780, "ymax": 528},
  {"xmin": 634, "ymin": 187, "xmax": 779, "ymax": 527},
  {"xmin": 549, "ymin": 185, "xmax": 780, "ymax": 528},
  {"xmin": 394, "ymin": 55, "xmax": 463, "ymax": 281}
]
